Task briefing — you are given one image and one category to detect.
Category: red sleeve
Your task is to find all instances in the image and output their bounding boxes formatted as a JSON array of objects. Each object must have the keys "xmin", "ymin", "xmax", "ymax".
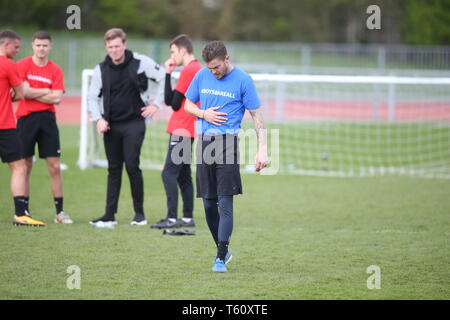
[
  {"xmin": 8, "ymin": 61, "xmax": 22, "ymax": 87},
  {"xmin": 174, "ymin": 66, "xmax": 196, "ymax": 95},
  {"xmin": 51, "ymin": 64, "xmax": 65, "ymax": 91},
  {"xmin": 15, "ymin": 59, "xmax": 27, "ymax": 81}
]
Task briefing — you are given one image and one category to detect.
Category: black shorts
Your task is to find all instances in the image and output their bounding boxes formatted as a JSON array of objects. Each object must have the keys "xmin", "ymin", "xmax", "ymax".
[
  {"xmin": 196, "ymin": 134, "xmax": 242, "ymax": 199},
  {"xmin": 0, "ymin": 129, "xmax": 24, "ymax": 163},
  {"xmin": 17, "ymin": 111, "xmax": 61, "ymax": 158}
]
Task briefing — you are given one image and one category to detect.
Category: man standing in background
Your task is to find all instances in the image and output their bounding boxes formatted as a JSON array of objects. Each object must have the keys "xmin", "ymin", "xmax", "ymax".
[
  {"xmin": 151, "ymin": 34, "xmax": 202, "ymax": 230},
  {"xmin": 0, "ymin": 29, "xmax": 45, "ymax": 226},
  {"xmin": 88, "ymin": 28, "xmax": 165, "ymax": 227},
  {"xmin": 16, "ymin": 30, "xmax": 73, "ymax": 224}
]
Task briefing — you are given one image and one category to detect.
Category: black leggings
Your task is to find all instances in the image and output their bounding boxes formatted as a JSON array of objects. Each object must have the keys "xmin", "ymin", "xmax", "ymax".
[{"xmin": 203, "ymin": 195, "xmax": 234, "ymax": 246}]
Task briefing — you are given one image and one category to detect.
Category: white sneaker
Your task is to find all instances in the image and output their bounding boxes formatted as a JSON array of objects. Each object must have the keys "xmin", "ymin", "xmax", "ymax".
[
  {"xmin": 54, "ymin": 211, "xmax": 74, "ymax": 224},
  {"xmin": 91, "ymin": 220, "xmax": 116, "ymax": 229}
]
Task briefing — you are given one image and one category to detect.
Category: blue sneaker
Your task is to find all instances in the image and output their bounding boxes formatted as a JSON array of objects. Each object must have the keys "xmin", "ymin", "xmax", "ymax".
[{"xmin": 212, "ymin": 258, "xmax": 227, "ymax": 273}]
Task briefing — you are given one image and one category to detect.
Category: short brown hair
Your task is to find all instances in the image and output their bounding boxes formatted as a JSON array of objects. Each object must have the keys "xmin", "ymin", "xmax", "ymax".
[
  {"xmin": 202, "ymin": 40, "xmax": 227, "ymax": 63},
  {"xmin": 0, "ymin": 29, "xmax": 20, "ymax": 45},
  {"xmin": 170, "ymin": 34, "xmax": 193, "ymax": 54},
  {"xmin": 104, "ymin": 28, "xmax": 127, "ymax": 43},
  {"xmin": 32, "ymin": 30, "xmax": 52, "ymax": 42}
]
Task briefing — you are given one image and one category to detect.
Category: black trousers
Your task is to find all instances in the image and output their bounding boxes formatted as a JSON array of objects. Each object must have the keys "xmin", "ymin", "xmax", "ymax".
[
  {"xmin": 103, "ymin": 118, "xmax": 145, "ymax": 216},
  {"xmin": 161, "ymin": 134, "xmax": 194, "ymax": 219}
]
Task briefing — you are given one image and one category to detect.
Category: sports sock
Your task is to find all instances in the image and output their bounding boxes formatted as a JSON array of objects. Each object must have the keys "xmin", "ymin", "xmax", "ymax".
[
  {"xmin": 182, "ymin": 217, "xmax": 192, "ymax": 223},
  {"xmin": 54, "ymin": 197, "xmax": 63, "ymax": 214},
  {"xmin": 217, "ymin": 241, "xmax": 229, "ymax": 261},
  {"xmin": 13, "ymin": 196, "xmax": 28, "ymax": 216},
  {"xmin": 24, "ymin": 196, "xmax": 29, "ymax": 212}
]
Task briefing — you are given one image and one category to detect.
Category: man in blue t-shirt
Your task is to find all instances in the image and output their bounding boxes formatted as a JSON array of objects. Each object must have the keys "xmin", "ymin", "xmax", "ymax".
[{"xmin": 185, "ymin": 40, "xmax": 268, "ymax": 273}]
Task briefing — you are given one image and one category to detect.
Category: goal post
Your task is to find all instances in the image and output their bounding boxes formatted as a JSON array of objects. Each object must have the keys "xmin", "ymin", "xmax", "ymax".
[
  {"xmin": 78, "ymin": 69, "xmax": 108, "ymax": 170},
  {"xmin": 78, "ymin": 68, "xmax": 450, "ymax": 178},
  {"xmin": 77, "ymin": 69, "xmax": 176, "ymax": 171}
]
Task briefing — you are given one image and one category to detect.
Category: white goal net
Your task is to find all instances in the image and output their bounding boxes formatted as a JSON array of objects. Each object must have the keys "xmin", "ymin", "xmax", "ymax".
[{"xmin": 78, "ymin": 69, "xmax": 450, "ymax": 178}]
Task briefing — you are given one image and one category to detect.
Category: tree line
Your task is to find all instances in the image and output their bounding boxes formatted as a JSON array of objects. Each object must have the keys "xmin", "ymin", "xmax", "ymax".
[{"xmin": 1, "ymin": 0, "xmax": 449, "ymax": 45}]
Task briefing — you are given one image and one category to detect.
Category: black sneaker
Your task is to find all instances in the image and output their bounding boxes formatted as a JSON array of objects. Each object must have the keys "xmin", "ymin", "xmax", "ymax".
[
  {"xmin": 89, "ymin": 215, "xmax": 117, "ymax": 226},
  {"xmin": 131, "ymin": 213, "xmax": 147, "ymax": 226},
  {"xmin": 175, "ymin": 218, "xmax": 195, "ymax": 228},
  {"xmin": 150, "ymin": 218, "xmax": 177, "ymax": 229},
  {"xmin": 163, "ymin": 229, "xmax": 196, "ymax": 236}
]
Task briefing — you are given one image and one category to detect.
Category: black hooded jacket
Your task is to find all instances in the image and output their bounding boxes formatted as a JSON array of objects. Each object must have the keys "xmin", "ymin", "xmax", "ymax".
[{"xmin": 99, "ymin": 50, "xmax": 147, "ymax": 122}]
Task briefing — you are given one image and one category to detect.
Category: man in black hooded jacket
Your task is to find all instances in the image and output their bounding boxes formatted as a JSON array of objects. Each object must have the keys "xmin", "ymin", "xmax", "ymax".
[{"xmin": 87, "ymin": 28, "xmax": 165, "ymax": 227}]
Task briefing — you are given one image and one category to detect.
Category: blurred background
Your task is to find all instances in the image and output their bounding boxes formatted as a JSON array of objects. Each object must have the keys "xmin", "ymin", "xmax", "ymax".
[
  {"xmin": 1, "ymin": 0, "xmax": 449, "ymax": 177},
  {"xmin": 1, "ymin": 0, "xmax": 449, "ymax": 93}
]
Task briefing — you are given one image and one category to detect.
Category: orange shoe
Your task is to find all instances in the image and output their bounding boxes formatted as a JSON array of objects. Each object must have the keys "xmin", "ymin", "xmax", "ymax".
[{"xmin": 13, "ymin": 213, "xmax": 45, "ymax": 227}]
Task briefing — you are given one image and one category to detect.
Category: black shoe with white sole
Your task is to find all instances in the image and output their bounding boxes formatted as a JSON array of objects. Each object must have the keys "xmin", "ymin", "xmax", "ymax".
[
  {"xmin": 150, "ymin": 218, "xmax": 177, "ymax": 229},
  {"xmin": 131, "ymin": 213, "xmax": 147, "ymax": 226},
  {"xmin": 175, "ymin": 218, "xmax": 195, "ymax": 228},
  {"xmin": 89, "ymin": 215, "xmax": 117, "ymax": 226}
]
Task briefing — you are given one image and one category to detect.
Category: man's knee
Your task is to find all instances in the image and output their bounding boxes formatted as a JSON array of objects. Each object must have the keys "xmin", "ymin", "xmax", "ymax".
[
  {"xmin": 161, "ymin": 166, "xmax": 178, "ymax": 183},
  {"xmin": 125, "ymin": 161, "xmax": 141, "ymax": 177},
  {"xmin": 9, "ymin": 159, "xmax": 27, "ymax": 175},
  {"xmin": 108, "ymin": 162, "xmax": 123, "ymax": 175},
  {"xmin": 161, "ymin": 169, "xmax": 168, "ymax": 182},
  {"xmin": 47, "ymin": 158, "xmax": 61, "ymax": 176},
  {"xmin": 203, "ymin": 198, "xmax": 218, "ymax": 211},
  {"xmin": 23, "ymin": 157, "xmax": 33, "ymax": 174}
]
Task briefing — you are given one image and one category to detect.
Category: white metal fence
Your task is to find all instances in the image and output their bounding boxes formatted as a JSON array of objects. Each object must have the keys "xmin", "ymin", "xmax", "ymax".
[{"xmin": 14, "ymin": 38, "xmax": 450, "ymax": 93}]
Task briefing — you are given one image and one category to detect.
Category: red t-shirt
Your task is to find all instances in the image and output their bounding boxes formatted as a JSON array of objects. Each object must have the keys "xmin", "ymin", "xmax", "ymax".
[
  {"xmin": 15, "ymin": 56, "xmax": 65, "ymax": 119},
  {"xmin": 166, "ymin": 59, "xmax": 202, "ymax": 138},
  {"xmin": 0, "ymin": 56, "xmax": 22, "ymax": 129}
]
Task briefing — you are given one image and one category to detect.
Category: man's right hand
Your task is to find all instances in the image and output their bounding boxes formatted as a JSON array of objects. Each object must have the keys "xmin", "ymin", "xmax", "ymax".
[
  {"xmin": 164, "ymin": 58, "xmax": 176, "ymax": 74},
  {"xmin": 203, "ymin": 107, "xmax": 228, "ymax": 126},
  {"xmin": 96, "ymin": 118, "xmax": 110, "ymax": 134}
]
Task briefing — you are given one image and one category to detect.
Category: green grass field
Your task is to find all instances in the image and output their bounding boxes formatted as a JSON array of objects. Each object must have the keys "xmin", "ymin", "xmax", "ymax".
[{"xmin": 0, "ymin": 125, "xmax": 449, "ymax": 299}]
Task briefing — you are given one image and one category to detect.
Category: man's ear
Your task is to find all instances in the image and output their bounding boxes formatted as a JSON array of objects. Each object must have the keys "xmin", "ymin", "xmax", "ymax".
[{"xmin": 176, "ymin": 46, "xmax": 184, "ymax": 57}]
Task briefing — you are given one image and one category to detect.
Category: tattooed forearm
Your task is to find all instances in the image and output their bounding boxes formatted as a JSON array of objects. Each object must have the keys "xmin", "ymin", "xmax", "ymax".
[{"xmin": 249, "ymin": 108, "xmax": 267, "ymax": 148}]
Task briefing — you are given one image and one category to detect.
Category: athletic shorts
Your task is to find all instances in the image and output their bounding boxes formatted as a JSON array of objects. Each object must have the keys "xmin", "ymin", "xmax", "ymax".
[
  {"xmin": 0, "ymin": 129, "xmax": 24, "ymax": 163},
  {"xmin": 196, "ymin": 134, "xmax": 242, "ymax": 199},
  {"xmin": 17, "ymin": 111, "xmax": 61, "ymax": 159}
]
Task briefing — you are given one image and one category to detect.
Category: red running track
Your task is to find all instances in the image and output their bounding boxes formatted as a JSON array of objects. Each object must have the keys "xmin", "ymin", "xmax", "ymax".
[{"xmin": 19, "ymin": 96, "xmax": 450, "ymax": 124}]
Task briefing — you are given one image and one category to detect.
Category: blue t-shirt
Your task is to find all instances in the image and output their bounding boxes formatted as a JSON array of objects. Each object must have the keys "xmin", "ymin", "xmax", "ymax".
[{"xmin": 185, "ymin": 66, "xmax": 261, "ymax": 136}]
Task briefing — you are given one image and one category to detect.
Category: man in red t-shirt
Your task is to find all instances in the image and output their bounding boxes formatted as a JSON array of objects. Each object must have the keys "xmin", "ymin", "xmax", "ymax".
[
  {"xmin": 16, "ymin": 31, "xmax": 73, "ymax": 224},
  {"xmin": 150, "ymin": 34, "xmax": 202, "ymax": 229},
  {"xmin": 0, "ymin": 29, "xmax": 45, "ymax": 226}
]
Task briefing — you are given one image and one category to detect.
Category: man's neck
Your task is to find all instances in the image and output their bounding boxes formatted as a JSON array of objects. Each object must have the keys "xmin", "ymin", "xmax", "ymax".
[
  {"xmin": 182, "ymin": 54, "xmax": 196, "ymax": 67},
  {"xmin": 32, "ymin": 55, "xmax": 48, "ymax": 67},
  {"xmin": 112, "ymin": 55, "xmax": 125, "ymax": 65},
  {"xmin": 225, "ymin": 63, "xmax": 234, "ymax": 75}
]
